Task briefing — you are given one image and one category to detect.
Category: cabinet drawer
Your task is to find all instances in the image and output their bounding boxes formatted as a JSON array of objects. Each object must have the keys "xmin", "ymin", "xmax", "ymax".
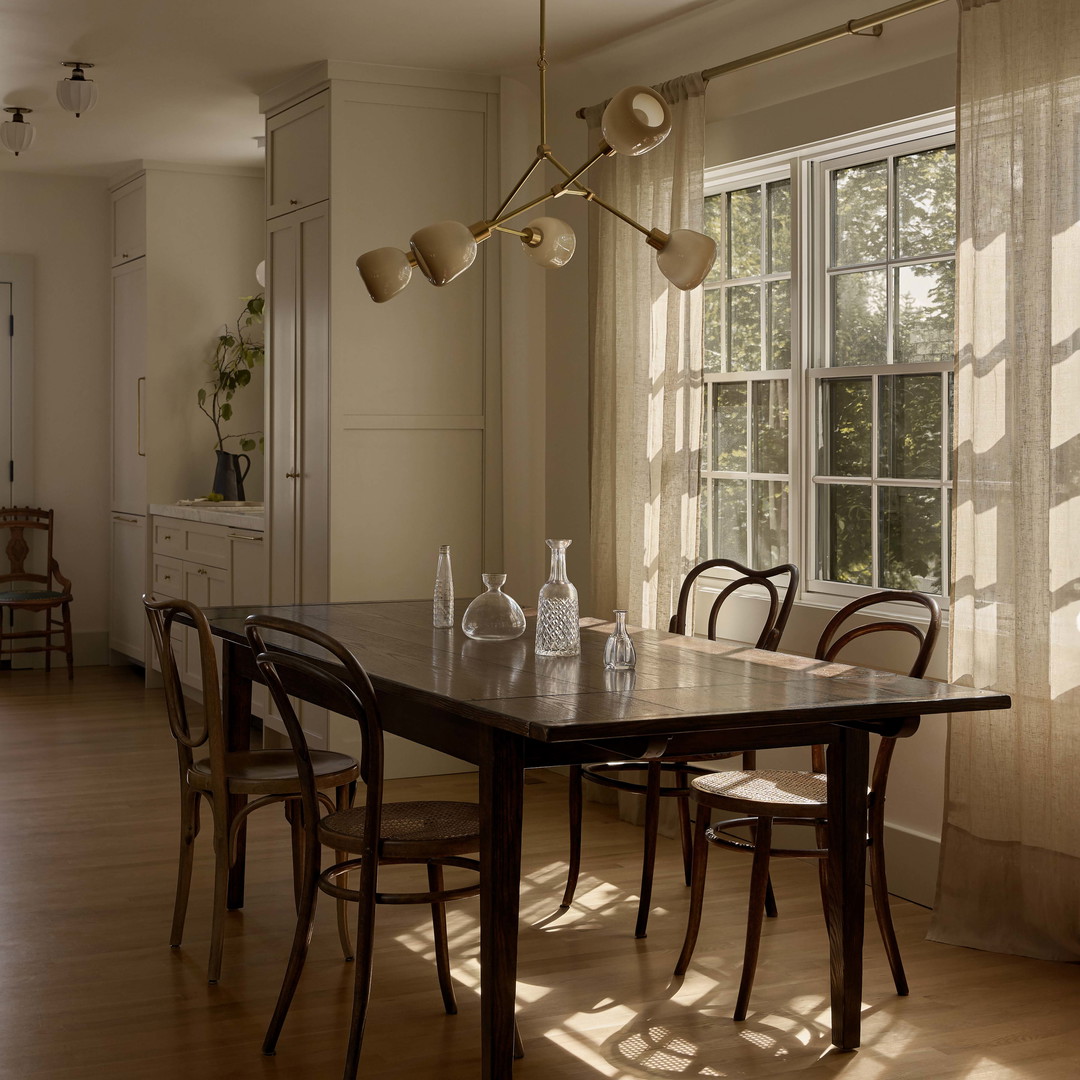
[
  {"xmin": 153, "ymin": 520, "xmax": 187, "ymax": 559},
  {"xmin": 152, "ymin": 555, "xmax": 183, "ymax": 599},
  {"xmin": 152, "ymin": 518, "xmax": 231, "ymax": 570},
  {"xmin": 266, "ymin": 93, "xmax": 329, "ymax": 218}
]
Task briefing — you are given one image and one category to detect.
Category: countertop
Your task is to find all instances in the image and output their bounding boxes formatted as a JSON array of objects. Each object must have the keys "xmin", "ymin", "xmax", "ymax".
[{"xmin": 149, "ymin": 502, "xmax": 265, "ymax": 531}]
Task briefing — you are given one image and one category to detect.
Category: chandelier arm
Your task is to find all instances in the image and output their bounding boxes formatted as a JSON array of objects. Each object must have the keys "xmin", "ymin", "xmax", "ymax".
[
  {"xmin": 573, "ymin": 186, "xmax": 653, "ymax": 238},
  {"xmin": 489, "ymin": 188, "xmax": 562, "ymax": 229},
  {"xmin": 545, "ymin": 147, "xmax": 612, "ymax": 191},
  {"xmin": 493, "ymin": 225, "xmax": 530, "ymax": 238},
  {"xmin": 494, "ymin": 153, "xmax": 546, "ymax": 221}
]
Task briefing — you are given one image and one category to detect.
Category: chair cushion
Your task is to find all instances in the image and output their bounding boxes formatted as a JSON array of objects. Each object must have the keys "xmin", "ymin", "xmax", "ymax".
[
  {"xmin": 190, "ymin": 748, "xmax": 358, "ymax": 792},
  {"xmin": 0, "ymin": 589, "xmax": 67, "ymax": 602},
  {"xmin": 691, "ymin": 769, "xmax": 828, "ymax": 811},
  {"xmin": 320, "ymin": 800, "xmax": 481, "ymax": 852}
]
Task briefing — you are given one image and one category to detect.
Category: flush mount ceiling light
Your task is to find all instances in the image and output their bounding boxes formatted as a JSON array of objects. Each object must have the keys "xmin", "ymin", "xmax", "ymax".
[
  {"xmin": 56, "ymin": 61, "xmax": 98, "ymax": 117},
  {"xmin": 355, "ymin": 0, "xmax": 717, "ymax": 303},
  {"xmin": 1, "ymin": 108, "xmax": 35, "ymax": 156}
]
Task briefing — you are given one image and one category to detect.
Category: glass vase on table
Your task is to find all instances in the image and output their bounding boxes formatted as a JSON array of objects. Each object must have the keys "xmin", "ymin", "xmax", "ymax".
[{"xmin": 535, "ymin": 539, "xmax": 580, "ymax": 656}]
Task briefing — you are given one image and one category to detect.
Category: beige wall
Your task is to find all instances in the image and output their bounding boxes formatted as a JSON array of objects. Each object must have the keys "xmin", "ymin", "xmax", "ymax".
[{"xmin": 0, "ymin": 171, "xmax": 111, "ymax": 660}]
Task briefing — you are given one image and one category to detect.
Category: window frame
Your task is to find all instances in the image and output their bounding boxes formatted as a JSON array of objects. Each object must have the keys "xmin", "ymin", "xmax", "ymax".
[{"xmin": 702, "ymin": 109, "xmax": 956, "ymax": 613}]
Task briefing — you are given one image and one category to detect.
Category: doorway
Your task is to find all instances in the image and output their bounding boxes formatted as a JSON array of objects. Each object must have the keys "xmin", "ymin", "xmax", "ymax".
[{"xmin": 0, "ymin": 255, "xmax": 34, "ymax": 508}]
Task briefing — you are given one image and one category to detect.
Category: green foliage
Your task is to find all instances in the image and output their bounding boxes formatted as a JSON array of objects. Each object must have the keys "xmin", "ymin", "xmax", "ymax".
[{"xmin": 198, "ymin": 295, "xmax": 265, "ymax": 454}]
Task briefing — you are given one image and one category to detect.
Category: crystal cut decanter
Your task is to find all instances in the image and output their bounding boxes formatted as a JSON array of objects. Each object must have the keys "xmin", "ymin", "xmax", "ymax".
[
  {"xmin": 461, "ymin": 574, "xmax": 526, "ymax": 641},
  {"xmin": 603, "ymin": 609, "xmax": 637, "ymax": 670},
  {"xmin": 535, "ymin": 539, "xmax": 580, "ymax": 656}
]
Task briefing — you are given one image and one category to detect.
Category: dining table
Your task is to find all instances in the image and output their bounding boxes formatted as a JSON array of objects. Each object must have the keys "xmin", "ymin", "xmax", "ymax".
[{"xmin": 199, "ymin": 598, "xmax": 1010, "ymax": 1080}]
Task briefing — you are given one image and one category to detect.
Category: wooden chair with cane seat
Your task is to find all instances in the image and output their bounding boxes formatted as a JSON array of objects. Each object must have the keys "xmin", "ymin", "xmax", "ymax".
[
  {"xmin": 674, "ymin": 589, "xmax": 941, "ymax": 1019},
  {"xmin": 0, "ymin": 507, "xmax": 74, "ymax": 678},
  {"xmin": 561, "ymin": 558, "xmax": 799, "ymax": 938},
  {"xmin": 143, "ymin": 596, "xmax": 360, "ymax": 983},
  {"xmin": 245, "ymin": 614, "xmax": 523, "ymax": 1079}
]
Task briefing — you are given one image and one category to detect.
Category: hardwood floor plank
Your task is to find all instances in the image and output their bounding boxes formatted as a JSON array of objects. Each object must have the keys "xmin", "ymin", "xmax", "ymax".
[{"xmin": 0, "ymin": 666, "xmax": 1072, "ymax": 1079}]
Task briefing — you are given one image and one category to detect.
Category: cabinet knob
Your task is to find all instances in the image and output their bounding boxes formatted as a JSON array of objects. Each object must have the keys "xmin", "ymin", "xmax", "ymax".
[
  {"xmin": 163, "ymin": 533, "xmax": 172, "ymax": 540},
  {"xmin": 289, "ymin": 198, "xmax": 299, "ymax": 205},
  {"xmin": 197, "ymin": 567, "xmax": 208, "ymax": 575},
  {"xmin": 163, "ymin": 574, "xmax": 172, "ymax": 582},
  {"xmin": 286, "ymin": 471, "xmax": 300, "ymax": 478}
]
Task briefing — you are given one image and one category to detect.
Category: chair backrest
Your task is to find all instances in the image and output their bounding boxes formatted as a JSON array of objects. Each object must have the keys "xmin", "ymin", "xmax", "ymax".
[
  {"xmin": 668, "ymin": 558, "xmax": 799, "ymax": 651},
  {"xmin": 143, "ymin": 596, "xmax": 225, "ymax": 784},
  {"xmin": 809, "ymin": 589, "xmax": 942, "ymax": 782},
  {"xmin": 244, "ymin": 614, "xmax": 384, "ymax": 848},
  {"xmin": 0, "ymin": 506, "xmax": 58, "ymax": 590}
]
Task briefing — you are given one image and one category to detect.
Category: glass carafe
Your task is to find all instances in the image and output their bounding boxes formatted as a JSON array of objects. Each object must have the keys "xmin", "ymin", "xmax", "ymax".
[
  {"xmin": 461, "ymin": 574, "xmax": 526, "ymax": 640},
  {"xmin": 433, "ymin": 544, "xmax": 454, "ymax": 628},
  {"xmin": 535, "ymin": 539, "xmax": 580, "ymax": 656},
  {"xmin": 603, "ymin": 609, "xmax": 637, "ymax": 670}
]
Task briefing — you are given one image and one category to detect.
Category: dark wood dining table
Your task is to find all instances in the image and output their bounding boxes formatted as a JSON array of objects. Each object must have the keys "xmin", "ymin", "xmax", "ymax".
[{"xmin": 200, "ymin": 598, "xmax": 1009, "ymax": 1079}]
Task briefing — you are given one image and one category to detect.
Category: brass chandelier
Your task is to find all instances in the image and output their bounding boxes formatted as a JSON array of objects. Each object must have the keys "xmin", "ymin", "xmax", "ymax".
[{"xmin": 355, "ymin": 0, "xmax": 717, "ymax": 302}]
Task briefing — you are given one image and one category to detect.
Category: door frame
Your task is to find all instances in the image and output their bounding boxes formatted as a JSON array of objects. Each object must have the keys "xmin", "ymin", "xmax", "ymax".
[{"xmin": 0, "ymin": 254, "xmax": 34, "ymax": 507}]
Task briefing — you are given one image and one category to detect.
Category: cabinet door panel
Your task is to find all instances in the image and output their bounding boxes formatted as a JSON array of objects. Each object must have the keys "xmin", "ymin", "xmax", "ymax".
[
  {"xmin": 111, "ymin": 178, "xmax": 146, "ymax": 264},
  {"xmin": 109, "ymin": 514, "xmax": 146, "ymax": 662},
  {"xmin": 111, "ymin": 261, "xmax": 147, "ymax": 515},
  {"xmin": 181, "ymin": 562, "xmax": 229, "ymax": 690},
  {"xmin": 267, "ymin": 95, "xmax": 329, "ymax": 218}
]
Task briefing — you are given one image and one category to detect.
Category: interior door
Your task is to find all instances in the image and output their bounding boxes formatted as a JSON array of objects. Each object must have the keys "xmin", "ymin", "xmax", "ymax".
[{"xmin": 0, "ymin": 282, "xmax": 11, "ymax": 507}]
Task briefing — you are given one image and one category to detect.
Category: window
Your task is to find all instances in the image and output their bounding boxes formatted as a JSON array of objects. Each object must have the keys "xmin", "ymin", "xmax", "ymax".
[{"xmin": 701, "ymin": 115, "xmax": 956, "ymax": 601}]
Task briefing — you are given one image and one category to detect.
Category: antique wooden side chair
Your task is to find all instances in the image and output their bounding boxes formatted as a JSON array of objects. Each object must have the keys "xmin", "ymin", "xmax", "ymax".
[
  {"xmin": 245, "ymin": 613, "xmax": 523, "ymax": 1078},
  {"xmin": 675, "ymin": 589, "xmax": 941, "ymax": 1019},
  {"xmin": 144, "ymin": 596, "xmax": 359, "ymax": 983},
  {"xmin": 0, "ymin": 507, "xmax": 74, "ymax": 678},
  {"xmin": 561, "ymin": 558, "xmax": 799, "ymax": 938}
]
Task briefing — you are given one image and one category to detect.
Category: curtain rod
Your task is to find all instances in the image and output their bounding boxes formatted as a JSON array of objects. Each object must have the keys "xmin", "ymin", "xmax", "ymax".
[{"xmin": 576, "ymin": 0, "xmax": 949, "ymax": 118}]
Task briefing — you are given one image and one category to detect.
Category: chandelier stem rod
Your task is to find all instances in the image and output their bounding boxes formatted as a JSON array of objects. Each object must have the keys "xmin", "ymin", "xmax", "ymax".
[{"xmin": 538, "ymin": 0, "xmax": 548, "ymax": 146}]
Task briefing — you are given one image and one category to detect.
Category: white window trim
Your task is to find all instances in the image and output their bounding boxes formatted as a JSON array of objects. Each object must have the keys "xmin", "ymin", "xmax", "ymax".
[{"xmin": 702, "ymin": 109, "xmax": 956, "ymax": 617}]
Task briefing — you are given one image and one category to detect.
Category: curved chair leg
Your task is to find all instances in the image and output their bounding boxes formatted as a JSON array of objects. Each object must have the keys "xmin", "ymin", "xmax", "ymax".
[
  {"xmin": 674, "ymin": 810, "xmax": 712, "ymax": 975},
  {"xmin": 263, "ymin": 836, "xmax": 323, "ymax": 1055},
  {"xmin": 748, "ymin": 820, "xmax": 779, "ymax": 919},
  {"xmin": 869, "ymin": 809, "xmax": 908, "ymax": 995},
  {"xmin": 635, "ymin": 762, "xmax": 663, "ymax": 939},
  {"xmin": 335, "ymin": 784, "xmax": 354, "ymax": 961},
  {"xmin": 207, "ymin": 799, "xmax": 232, "ymax": 984},
  {"xmin": 62, "ymin": 602, "xmax": 74, "ymax": 679},
  {"xmin": 341, "ymin": 863, "xmax": 379, "ymax": 1080},
  {"xmin": 285, "ymin": 799, "xmax": 306, "ymax": 913},
  {"xmin": 171, "ymin": 788, "xmax": 201, "ymax": 949},
  {"xmin": 428, "ymin": 862, "xmax": 459, "ymax": 1015},
  {"xmin": 734, "ymin": 816, "xmax": 773, "ymax": 1021},
  {"xmin": 561, "ymin": 765, "xmax": 583, "ymax": 909},
  {"xmin": 675, "ymin": 769, "xmax": 693, "ymax": 887}
]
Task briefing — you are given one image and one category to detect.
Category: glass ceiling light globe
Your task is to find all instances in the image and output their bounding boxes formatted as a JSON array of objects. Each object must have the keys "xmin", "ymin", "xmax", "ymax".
[
  {"xmin": 356, "ymin": 247, "xmax": 414, "ymax": 303},
  {"xmin": 601, "ymin": 86, "xmax": 672, "ymax": 156},
  {"xmin": 409, "ymin": 221, "xmax": 479, "ymax": 287},
  {"xmin": 520, "ymin": 217, "xmax": 576, "ymax": 269},
  {"xmin": 1, "ymin": 109, "xmax": 34, "ymax": 156},
  {"xmin": 650, "ymin": 228, "xmax": 717, "ymax": 291},
  {"xmin": 56, "ymin": 62, "xmax": 98, "ymax": 118}
]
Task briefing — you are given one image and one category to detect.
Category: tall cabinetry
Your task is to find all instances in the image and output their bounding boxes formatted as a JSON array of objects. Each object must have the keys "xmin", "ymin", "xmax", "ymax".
[
  {"xmin": 107, "ymin": 166, "xmax": 265, "ymax": 665},
  {"xmin": 261, "ymin": 62, "xmax": 503, "ymax": 765}
]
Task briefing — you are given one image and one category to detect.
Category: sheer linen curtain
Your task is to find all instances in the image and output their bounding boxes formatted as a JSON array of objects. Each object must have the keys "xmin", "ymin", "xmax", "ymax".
[
  {"xmin": 930, "ymin": 0, "xmax": 1080, "ymax": 961},
  {"xmin": 585, "ymin": 74, "xmax": 706, "ymax": 630}
]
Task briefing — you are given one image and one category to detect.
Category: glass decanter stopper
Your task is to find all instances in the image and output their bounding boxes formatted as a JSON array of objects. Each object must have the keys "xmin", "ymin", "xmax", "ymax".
[
  {"xmin": 535, "ymin": 539, "xmax": 580, "ymax": 656},
  {"xmin": 603, "ymin": 609, "xmax": 637, "ymax": 671},
  {"xmin": 461, "ymin": 574, "xmax": 526, "ymax": 641},
  {"xmin": 433, "ymin": 544, "xmax": 454, "ymax": 628}
]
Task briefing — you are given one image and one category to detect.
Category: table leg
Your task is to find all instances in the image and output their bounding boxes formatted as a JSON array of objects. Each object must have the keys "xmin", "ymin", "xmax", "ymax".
[
  {"xmin": 220, "ymin": 640, "xmax": 253, "ymax": 910},
  {"xmin": 825, "ymin": 725, "xmax": 869, "ymax": 1050},
  {"xmin": 479, "ymin": 728, "xmax": 524, "ymax": 1080}
]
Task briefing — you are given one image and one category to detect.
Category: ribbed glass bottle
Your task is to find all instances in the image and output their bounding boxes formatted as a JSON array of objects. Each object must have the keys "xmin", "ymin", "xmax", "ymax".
[{"xmin": 433, "ymin": 544, "xmax": 454, "ymax": 628}]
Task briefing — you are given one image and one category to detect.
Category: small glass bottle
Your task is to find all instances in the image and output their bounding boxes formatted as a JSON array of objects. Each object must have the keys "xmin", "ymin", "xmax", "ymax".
[
  {"xmin": 603, "ymin": 609, "xmax": 637, "ymax": 671},
  {"xmin": 433, "ymin": 544, "xmax": 454, "ymax": 628},
  {"xmin": 461, "ymin": 574, "xmax": 526, "ymax": 640},
  {"xmin": 535, "ymin": 539, "xmax": 580, "ymax": 656}
]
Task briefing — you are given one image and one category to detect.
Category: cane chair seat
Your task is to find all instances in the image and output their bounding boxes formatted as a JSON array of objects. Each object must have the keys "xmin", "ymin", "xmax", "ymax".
[
  {"xmin": 319, "ymin": 800, "xmax": 481, "ymax": 852},
  {"xmin": 188, "ymin": 749, "xmax": 359, "ymax": 794},
  {"xmin": 691, "ymin": 769, "xmax": 830, "ymax": 815}
]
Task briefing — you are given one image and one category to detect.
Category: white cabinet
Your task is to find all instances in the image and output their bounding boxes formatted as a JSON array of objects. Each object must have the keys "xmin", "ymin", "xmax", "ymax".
[
  {"xmin": 111, "ymin": 258, "xmax": 147, "ymax": 517},
  {"xmin": 109, "ymin": 513, "xmax": 146, "ymax": 661},
  {"xmin": 266, "ymin": 94, "xmax": 329, "ymax": 219},
  {"xmin": 110, "ymin": 177, "xmax": 146, "ymax": 265}
]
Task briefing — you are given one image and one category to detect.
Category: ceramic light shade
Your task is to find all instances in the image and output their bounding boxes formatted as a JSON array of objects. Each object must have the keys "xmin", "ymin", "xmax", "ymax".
[
  {"xmin": 601, "ymin": 85, "xmax": 672, "ymax": 157},
  {"xmin": 653, "ymin": 228, "xmax": 717, "ymax": 290},
  {"xmin": 356, "ymin": 247, "xmax": 414, "ymax": 303},
  {"xmin": 409, "ymin": 220, "xmax": 478, "ymax": 286},
  {"xmin": 0, "ymin": 109, "xmax": 34, "ymax": 156},
  {"xmin": 56, "ymin": 63, "xmax": 98, "ymax": 118},
  {"xmin": 521, "ymin": 217, "xmax": 576, "ymax": 269}
]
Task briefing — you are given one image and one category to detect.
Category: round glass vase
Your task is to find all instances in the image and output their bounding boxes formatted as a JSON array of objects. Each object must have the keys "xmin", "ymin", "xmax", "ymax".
[
  {"xmin": 461, "ymin": 574, "xmax": 526, "ymax": 641},
  {"xmin": 535, "ymin": 539, "xmax": 580, "ymax": 656}
]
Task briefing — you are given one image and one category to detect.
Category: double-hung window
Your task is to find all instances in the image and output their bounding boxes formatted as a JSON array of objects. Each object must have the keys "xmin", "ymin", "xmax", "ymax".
[{"xmin": 700, "ymin": 113, "xmax": 956, "ymax": 602}]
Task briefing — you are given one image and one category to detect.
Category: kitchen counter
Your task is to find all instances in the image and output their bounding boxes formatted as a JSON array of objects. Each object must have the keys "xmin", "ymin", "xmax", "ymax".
[{"xmin": 150, "ymin": 502, "xmax": 265, "ymax": 531}]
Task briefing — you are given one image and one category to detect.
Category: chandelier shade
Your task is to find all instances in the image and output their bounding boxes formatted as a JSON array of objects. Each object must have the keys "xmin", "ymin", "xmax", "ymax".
[
  {"xmin": 600, "ymin": 86, "xmax": 672, "ymax": 156},
  {"xmin": 1, "ymin": 108, "xmax": 35, "ymax": 156},
  {"xmin": 56, "ymin": 62, "xmax": 98, "ymax": 118},
  {"xmin": 650, "ymin": 228, "xmax": 718, "ymax": 290},
  {"xmin": 409, "ymin": 220, "xmax": 483, "ymax": 287},
  {"xmin": 521, "ymin": 217, "xmax": 577, "ymax": 268},
  {"xmin": 356, "ymin": 247, "xmax": 416, "ymax": 303}
]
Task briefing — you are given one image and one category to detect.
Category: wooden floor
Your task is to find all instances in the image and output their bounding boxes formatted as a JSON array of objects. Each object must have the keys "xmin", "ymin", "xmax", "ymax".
[{"xmin": 1, "ymin": 666, "xmax": 1075, "ymax": 1080}]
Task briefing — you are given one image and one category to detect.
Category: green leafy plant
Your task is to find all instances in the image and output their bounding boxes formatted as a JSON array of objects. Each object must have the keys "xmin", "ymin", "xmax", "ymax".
[{"xmin": 198, "ymin": 295, "xmax": 265, "ymax": 453}]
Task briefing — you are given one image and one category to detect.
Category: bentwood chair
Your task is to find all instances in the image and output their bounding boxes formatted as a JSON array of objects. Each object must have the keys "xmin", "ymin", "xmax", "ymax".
[
  {"xmin": 675, "ymin": 589, "xmax": 941, "ymax": 1019},
  {"xmin": 0, "ymin": 507, "xmax": 74, "ymax": 678},
  {"xmin": 245, "ymin": 614, "xmax": 522, "ymax": 1078},
  {"xmin": 561, "ymin": 558, "xmax": 799, "ymax": 938},
  {"xmin": 144, "ymin": 597, "xmax": 359, "ymax": 983}
]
